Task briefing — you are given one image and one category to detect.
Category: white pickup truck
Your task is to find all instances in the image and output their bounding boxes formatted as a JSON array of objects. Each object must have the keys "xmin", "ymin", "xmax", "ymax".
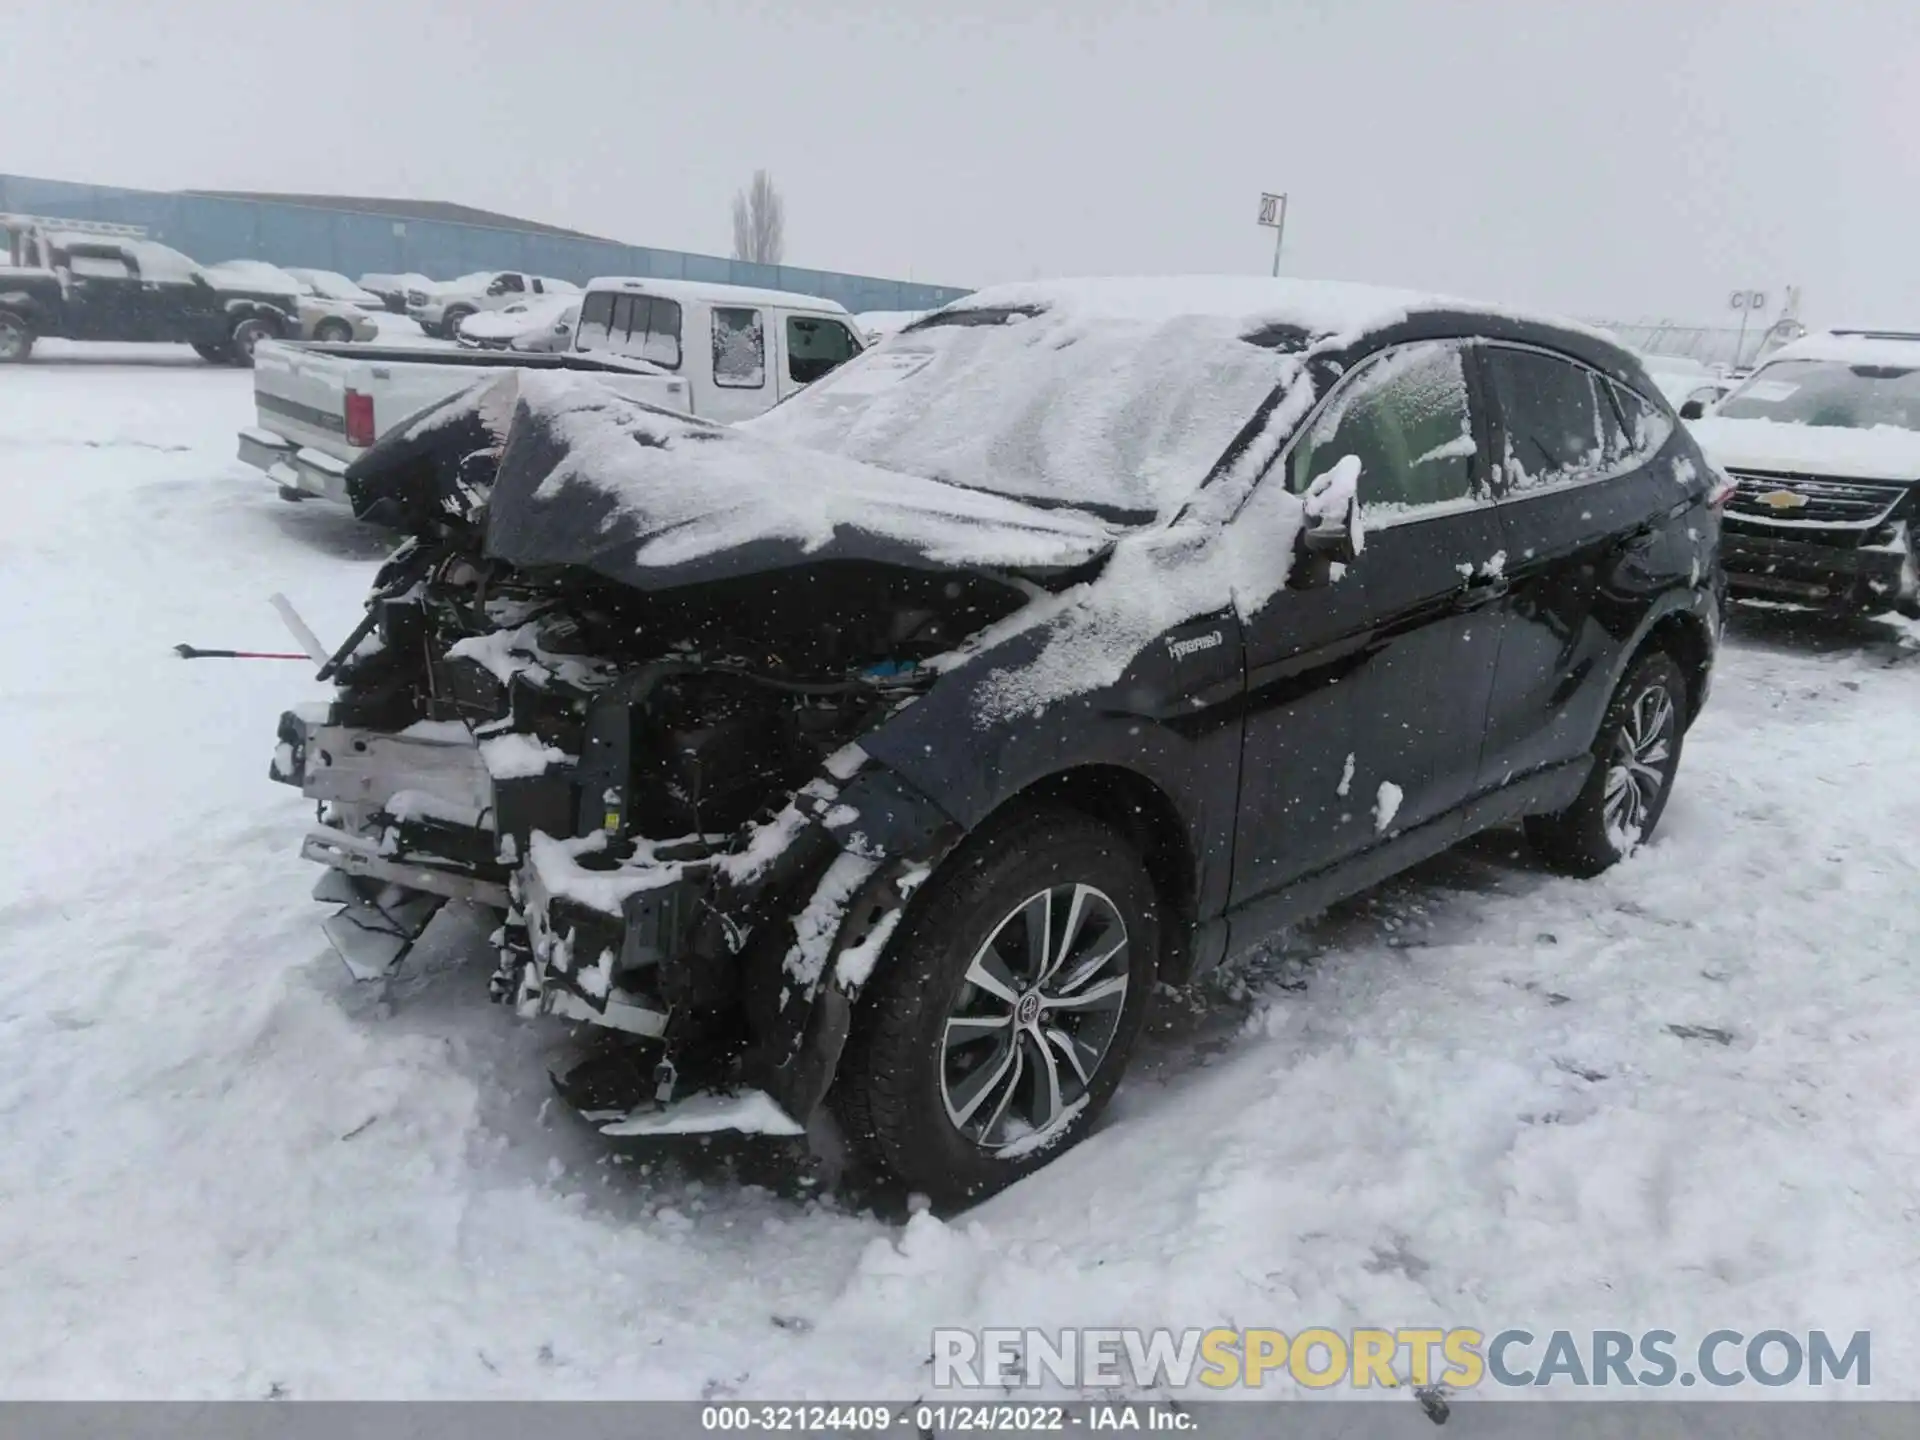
[{"xmin": 236, "ymin": 341, "xmax": 689, "ymax": 506}]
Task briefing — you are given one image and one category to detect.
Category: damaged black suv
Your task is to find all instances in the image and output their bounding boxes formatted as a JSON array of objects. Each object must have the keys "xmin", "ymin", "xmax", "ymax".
[{"xmin": 271, "ymin": 277, "xmax": 1723, "ymax": 1205}]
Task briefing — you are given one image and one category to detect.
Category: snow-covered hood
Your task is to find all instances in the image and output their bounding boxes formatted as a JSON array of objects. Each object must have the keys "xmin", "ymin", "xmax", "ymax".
[
  {"xmin": 350, "ymin": 372, "xmax": 1120, "ymax": 590},
  {"xmin": 1689, "ymin": 415, "xmax": 1920, "ymax": 484},
  {"xmin": 462, "ymin": 297, "xmax": 578, "ymax": 340}
]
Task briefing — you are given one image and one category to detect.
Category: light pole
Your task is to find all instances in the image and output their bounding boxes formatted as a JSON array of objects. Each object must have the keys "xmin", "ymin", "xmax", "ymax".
[{"xmin": 1728, "ymin": 288, "xmax": 1767, "ymax": 368}]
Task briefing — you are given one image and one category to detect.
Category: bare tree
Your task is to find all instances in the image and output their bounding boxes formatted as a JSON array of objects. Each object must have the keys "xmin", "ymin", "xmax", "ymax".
[{"xmin": 730, "ymin": 170, "xmax": 785, "ymax": 266}]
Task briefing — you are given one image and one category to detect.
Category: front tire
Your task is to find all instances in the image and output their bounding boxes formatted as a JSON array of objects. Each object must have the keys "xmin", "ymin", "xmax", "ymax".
[
  {"xmin": 313, "ymin": 317, "xmax": 354, "ymax": 344},
  {"xmin": 1526, "ymin": 651, "xmax": 1687, "ymax": 877},
  {"xmin": 833, "ymin": 809, "xmax": 1159, "ymax": 1209},
  {"xmin": 227, "ymin": 317, "xmax": 277, "ymax": 366},
  {"xmin": 192, "ymin": 341, "xmax": 232, "ymax": 364},
  {"xmin": 0, "ymin": 309, "xmax": 35, "ymax": 363},
  {"xmin": 440, "ymin": 306, "xmax": 475, "ymax": 342}
]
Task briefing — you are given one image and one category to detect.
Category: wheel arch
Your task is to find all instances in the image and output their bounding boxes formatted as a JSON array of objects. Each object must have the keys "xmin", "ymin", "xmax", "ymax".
[{"xmin": 1633, "ymin": 604, "xmax": 1714, "ymax": 730}]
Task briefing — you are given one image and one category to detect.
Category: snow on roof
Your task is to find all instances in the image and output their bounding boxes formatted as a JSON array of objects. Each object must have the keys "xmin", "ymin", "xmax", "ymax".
[
  {"xmin": 1767, "ymin": 331, "xmax": 1920, "ymax": 369},
  {"xmin": 45, "ymin": 234, "xmax": 203, "ymax": 284},
  {"xmin": 583, "ymin": 275, "xmax": 851, "ymax": 315},
  {"xmin": 203, "ymin": 259, "xmax": 309, "ymax": 295}
]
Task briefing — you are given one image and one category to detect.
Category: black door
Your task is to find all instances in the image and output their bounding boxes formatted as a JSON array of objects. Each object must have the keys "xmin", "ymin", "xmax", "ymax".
[
  {"xmin": 1473, "ymin": 345, "xmax": 1673, "ymax": 791},
  {"xmin": 1230, "ymin": 339, "xmax": 1508, "ymax": 909},
  {"xmin": 59, "ymin": 245, "xmax": 149, "ymax": 340}
]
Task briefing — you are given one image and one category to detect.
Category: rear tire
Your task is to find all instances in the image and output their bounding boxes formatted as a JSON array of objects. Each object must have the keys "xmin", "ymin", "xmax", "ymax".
[
  {"xmin": 192, "ymin": 341, "xmax": 232, "ymax": 364},
  {"xmin": 1525, "ymin": 651, "xmax": 1687, "ymax": 877},
  {"xmin": 832, "ymin": 809, "xmax": 1159, "ymax": 1209},
  {"xmin": 0, "ymin": 309, "xmax": 35, "ymax": 363}
]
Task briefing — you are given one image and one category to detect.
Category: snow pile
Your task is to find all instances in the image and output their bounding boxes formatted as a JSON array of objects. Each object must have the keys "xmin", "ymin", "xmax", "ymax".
[
  {"xmin": 487, "ymin": 372, "xmax": 1121, "ymax": 580},
  {"xmin": 478, "ymin": 733, "xmax": 573, "ymax": 780}
]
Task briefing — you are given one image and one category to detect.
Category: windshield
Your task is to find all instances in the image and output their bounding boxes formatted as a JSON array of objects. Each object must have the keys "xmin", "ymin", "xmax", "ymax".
[
  {"xmin": 743, "ymin": 304, "xmax": 1295, "ymax": 520},
  {"xmin": 1715, "ymin": 358, "xmax": 1920, "ymax": 431}
]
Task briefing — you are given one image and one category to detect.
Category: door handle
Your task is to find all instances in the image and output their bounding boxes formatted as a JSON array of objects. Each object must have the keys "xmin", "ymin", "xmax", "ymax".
[{"xmin": 1453, "ymin": 575, "xmax": 1510, "ymax": 611}]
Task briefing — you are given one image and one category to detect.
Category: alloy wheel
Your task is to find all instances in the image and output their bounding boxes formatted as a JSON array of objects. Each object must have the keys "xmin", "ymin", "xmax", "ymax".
[
  {"xmin": 940, "ymin": 882, "xmax": 1131, "ymax": 1152},
  {"xmin": 1603, "ymin": 682, "xmax": 1675, "ymax": 850}
]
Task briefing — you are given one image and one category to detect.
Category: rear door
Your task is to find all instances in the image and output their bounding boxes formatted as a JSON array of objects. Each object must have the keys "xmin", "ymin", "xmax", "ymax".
[
  {"xmin": 59, "ymin": 245, "xmax": 147, "ymax": 339},
  {"xmin": 1472, "ymin": 344, "xmax": 1673, "ymax": 791},
  {"xmin": 1231, "ymin": 339, "xmax": 1506, "ymax": 906}
]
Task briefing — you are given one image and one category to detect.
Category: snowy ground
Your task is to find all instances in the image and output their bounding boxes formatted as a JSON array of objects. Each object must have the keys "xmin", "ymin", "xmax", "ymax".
[{"xmin": 1, "ymin": 353, "xmax": 1916, "ymax": 1400}]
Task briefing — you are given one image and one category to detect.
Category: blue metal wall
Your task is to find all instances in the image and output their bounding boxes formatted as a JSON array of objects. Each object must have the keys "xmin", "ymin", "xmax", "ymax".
[{"xmin": 0, "ymin": 172, "xmax": 971, "ymax": 316}]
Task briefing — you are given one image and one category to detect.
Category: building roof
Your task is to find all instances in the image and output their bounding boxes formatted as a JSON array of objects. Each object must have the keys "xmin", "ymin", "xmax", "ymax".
[{"xmin": 181, "ymin": 190, "xmax": 613, "ymax": 242}]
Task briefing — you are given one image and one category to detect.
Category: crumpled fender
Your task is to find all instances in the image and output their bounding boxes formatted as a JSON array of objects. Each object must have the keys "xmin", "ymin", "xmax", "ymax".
[{"xmin": 746, "ymin": 764, "xmax": 965, "ymax": 1123}]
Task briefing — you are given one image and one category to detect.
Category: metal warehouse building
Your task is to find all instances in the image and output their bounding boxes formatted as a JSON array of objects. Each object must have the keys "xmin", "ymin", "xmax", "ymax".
[{"xmin": 0, "ymin": 172, "xmax": 970, "ymax": 316}]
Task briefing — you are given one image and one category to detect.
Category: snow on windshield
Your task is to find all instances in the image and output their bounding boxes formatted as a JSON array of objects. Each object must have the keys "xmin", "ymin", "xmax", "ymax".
[
  {"xmin": 1716, "ymin": 357, "xmax": 1920, "ymax": 432},
  {"xmin": 746, "ymin": 277, "xmax": 1441, "ymax": 518}
]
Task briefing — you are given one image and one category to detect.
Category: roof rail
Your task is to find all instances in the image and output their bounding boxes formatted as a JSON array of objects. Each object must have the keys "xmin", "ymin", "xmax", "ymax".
[
  {"xmin": 0, "ymin": 212, "xmax": 149, "ymax": 238},
  {"xmin": 1826, "ymin": 328, "xmax": 1920, "ymax": 342}
]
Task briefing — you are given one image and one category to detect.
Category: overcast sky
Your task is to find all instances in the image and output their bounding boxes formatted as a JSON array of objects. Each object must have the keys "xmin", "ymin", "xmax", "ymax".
[{"xmin": 6, "ymin": 0, "xmax": 1915, "ymax": 325}]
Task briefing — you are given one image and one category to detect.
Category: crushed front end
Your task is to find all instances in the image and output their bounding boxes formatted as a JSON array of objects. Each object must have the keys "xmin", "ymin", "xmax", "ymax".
[{"xmin": 272, "ymin": 535, "xmax": 1003, "ymax": 1131}]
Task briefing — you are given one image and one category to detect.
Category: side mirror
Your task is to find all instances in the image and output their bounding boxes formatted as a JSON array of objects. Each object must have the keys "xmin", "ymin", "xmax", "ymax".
[
  {"xmin": 1302, "ymin": 512, "xmax": 1357, "ymax": 566},
  {"xmin": 1679, "ymin": 399, "xmax": 1706, "ymax": 421}
]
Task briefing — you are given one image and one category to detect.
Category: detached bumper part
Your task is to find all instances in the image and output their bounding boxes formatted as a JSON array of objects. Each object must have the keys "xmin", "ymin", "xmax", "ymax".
[{"xmin": 312, "ymin": 868, "xmax": 444, "ymax": 981}]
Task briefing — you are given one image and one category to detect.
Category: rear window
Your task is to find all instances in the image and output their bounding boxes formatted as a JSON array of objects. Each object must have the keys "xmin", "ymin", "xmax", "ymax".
[
  {"xmin": 1485, "ymin": 346, "xmax": 1615, "ymax": 491},
  {"xmin": 575, "ymin": 292, "xmax": 682, "ymax": 369}
]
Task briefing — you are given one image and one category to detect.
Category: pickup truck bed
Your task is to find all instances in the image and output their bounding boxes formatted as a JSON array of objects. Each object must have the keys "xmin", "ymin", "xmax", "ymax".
[{"xmin": 239, "ymin": 341, "xmax": 691, "ymax": 506}]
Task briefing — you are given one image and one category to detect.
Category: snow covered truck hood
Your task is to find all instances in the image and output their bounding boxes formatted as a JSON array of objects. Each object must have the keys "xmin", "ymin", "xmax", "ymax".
[
  {"xmin": 345, "ymin": 370, "xmax": 1121, "ymax": 591},
  {"xmin": 1688, "ymin": 415, "xmax": 1920, "ymax": 484}
]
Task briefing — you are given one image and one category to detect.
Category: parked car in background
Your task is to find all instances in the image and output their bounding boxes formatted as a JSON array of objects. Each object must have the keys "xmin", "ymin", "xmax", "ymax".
[
  {"xmin": 854, "ymin": 309, "xmax": 926, "ymax": 345},
  {"xmin": 1689, "ymin": 328, "xmax": 1920, "ymax": 618},
  {"xmin": 1639, "ymin": 353, "xmax": 1734, "ymax": 416},
  {"xmin": 359, "ymin": 272, "xmax": 436, "ymax": 314},
  {"xmin": 204, "ymin": 260, "xmax": 380, "ymax": 345},
  {"xmin": 266, "ymin": 276, "xmax": 1723, "ymax": 1205},
  {"xmin": 408, "ymin": 271, "xmax": 579, "ymax": 338},
  {"xmin": 237, "ymin": 340, "xmax": 687, "ymax": 505},
  {"xmin": 0, "ymin": 215, "xmax": 296, "ymax": 364},
  {"xmin": 456, "ymin": 293, "xmax": 580, "ymax": 352},
  {"xmin": 572, "ymin": 276, "xmax": 865, "ymax": 421}
]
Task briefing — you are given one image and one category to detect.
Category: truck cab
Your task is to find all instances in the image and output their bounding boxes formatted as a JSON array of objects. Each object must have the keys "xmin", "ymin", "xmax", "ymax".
[
  {"xmin": 570, "ymin": 277, "xmax": 866, "ymax": 422},
  {"xmin": 0, "ymin": 213, "xmax": 295, "ymax": 364}
]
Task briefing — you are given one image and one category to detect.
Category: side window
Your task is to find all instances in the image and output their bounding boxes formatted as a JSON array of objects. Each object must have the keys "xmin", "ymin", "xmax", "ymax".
[
  {"xmin": 1484, "ymin": 347, "xmax": 1616, "ymax": 491},
  {"xmin": 66, "ymin": 247, "xmax": 133, "ymax": 280},
  {"xmin": 1289, "ymin": 342, "xmax": 1480, "ymax": 518},
  {"xmin": 576, "ymin": 291, "xmax": 615, "ymax": 348},
  {"xmin": 640, "ymin": 297, "xmax": 682, "ymax": 369},
  {"xmin": 712, "ymin": 306, "xmax": 766, "ymax": 388},
  {"xmin": 531, "ymin": 278, "xmax": 545, "ymax": 295},
  {"xmin": 1608, "ymin": 381, "xmax": 1675, "ymax": 460},
  {"xmin": 786, "ymin": 315, "xmax": 861, "ymax": 384}
]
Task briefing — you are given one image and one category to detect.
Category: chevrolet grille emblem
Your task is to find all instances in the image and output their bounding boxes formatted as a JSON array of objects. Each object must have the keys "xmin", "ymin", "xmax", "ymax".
[{"xmin": 1755, "ymin": 489, "xmax": 1810, "ymax": 510}]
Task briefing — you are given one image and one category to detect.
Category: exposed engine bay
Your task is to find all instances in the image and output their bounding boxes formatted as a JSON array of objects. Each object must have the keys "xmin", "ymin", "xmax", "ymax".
[{"xmin": 274, "ymin": 519, "xmax": 1026, "ymax": 1129}]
